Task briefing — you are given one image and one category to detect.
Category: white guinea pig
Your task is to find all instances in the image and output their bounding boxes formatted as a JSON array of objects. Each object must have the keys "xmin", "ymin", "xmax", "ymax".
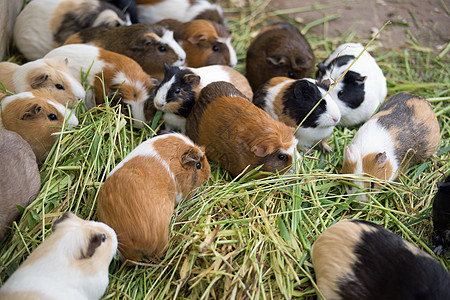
[
  {"xmin": 316, "ymin": 43, "xmax": 387, "ymax": 127},
  {"xmin": 0, "ymin": 212, "xmax": 118, "ymax": 300}
]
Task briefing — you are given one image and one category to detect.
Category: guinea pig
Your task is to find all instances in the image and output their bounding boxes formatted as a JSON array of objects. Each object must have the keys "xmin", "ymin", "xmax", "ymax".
[
  {"xmin": 316, "ymin": 42, "xmax": 387, "ymax": 126},
  {"xmin": 107, "ymin": 0, "xmax": 138, "ymax": 23},
  {"xmin": 0, "ymin": 128, "xmax": 41, "ymax": 241},
  {"xmin": 97, "ymin": 133, "xmax": 210, "ymax": 263},
  {"xmin": 311, "ymin": 219, "xmax": 450, "ymax": 300},
  {"xmin": 136, "ymin": 0, "xmax": 226, "ymax": 26},
  {"xmin": 153, "ymin": 64, "xmax": 253, "ymax": 133},
  {"xmin": 63, "ymin": 23, "xmax": 186, "ymax": 82},
  {"xmin": 341, "ymin": 93, "xmax": 440, "ymax": 202},
  {"xmin": 433, "ymin": 174, "xmax": 450, "ymax": 255},
  {"xmin": 44, "ymin": 44, "xmax": 159, "ymax": 126},
  {"xmin": 155, "ymin": 19, "xmax": 237, "ymax": 68},
  {"xmin": 13, "ymin": 0, "xmax": 130, "ymax": 60},
  {"xmin": 253, "ymin": 77, "xmax": 341, "ymax": 153},
  {"xmin": 246, "ymin": 22, "xmax": 315, "ymax": 92},
  {"xmin": 186, "ymin": 81, "xmax": 299, "ymax": 178},
  {"xmin": 0, "ymin": 212, "xmax": 117, "ymax": 300},
  {"xmin": 0, "ymin": 58, "xmax": 86, "ymax": 108},
  {"xmin": 0, "ymin": 89, "xmax": 79, "ymax": 163}
]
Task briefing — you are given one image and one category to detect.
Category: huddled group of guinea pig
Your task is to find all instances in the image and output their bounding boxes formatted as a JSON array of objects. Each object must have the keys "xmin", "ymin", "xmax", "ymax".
[{"xmin": 0, "ymin": 0, "xmax": 449, "ymax": 299}]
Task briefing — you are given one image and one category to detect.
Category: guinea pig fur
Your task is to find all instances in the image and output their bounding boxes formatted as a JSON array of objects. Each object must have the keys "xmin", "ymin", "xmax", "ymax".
[
  {"xmin": 0, "ymin": 58, "xmax": 86, "ymax": 108},
  {"xmin": 13, "ymin": 0, "xmax": 130, "ymax": 60},
  {"xmin": 0, "ymin": 89, "xmax": 79, "ymax": 163},
  {"xmin": 311, "ymin": 219, "xmax": 450, "ymax": 300},
  {"xmin": 63, "ymin": 23, "xmax": 186, "ymax": 82},
  {"xmin": 253, "ymin": 77, "xmax": 341, "ymax": 153},
  {"xmin": 432, "ymin": 174, "xmax": 450, "ymax": 255},
  {"xmin": 136, "ymin": 0, "xmax": 226, "ymax": 26},
  {"xmin": 246, "ymin": 22, "xmax": 315, "ymax": 92},
  {"xmin": 153, "ymin": 64, "xmax": 253, "ymax": 133},
  {"xmin": 341, "ymin": 93, "xmax": 440, "ymax": 202},
  {"xmin": 44, "ymin": 44, "xmax": 159, "ymax": 126},
  {"xmin": 0, "ymin": 128, "xmax": 41, "ymax": 241},
  {"xmin": 97, "ymin": 133, "xmax": 210, "ymax": 263},
  {"xmin": 186, "ymin": 81, "xmax": 299, "ymax": 178},
  {"xmin": 0, "ymin": 212, "xmax": 118, "ymax": 300},
  {"xmin": 316, "ymin": 42, "xmax": 387, "ymax": 127},
  {"xmin": 106, "ymin": 0, "xmax": 138, "ymax": 23}
]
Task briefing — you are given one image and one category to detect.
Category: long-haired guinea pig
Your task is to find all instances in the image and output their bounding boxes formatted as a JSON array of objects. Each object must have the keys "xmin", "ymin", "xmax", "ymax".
[
  {"xmin": 13, "ymin": 0, "xmax": 130, "ymax": 60},
  {"xmin": 186, "ymin": 81, "xmax": 299, "ymax": 178},
  {"xmin": 63, "ymin": 23, "xmax": 186, "ymax": 82},
  {"xmin": 246, "ymin": 22, "xmax": 315, "ymax": 92},
  {"xmin": 433, "ymin": 174, "xmax": 450, "ymax": 255},
  {"xmin": 311, "ymin": 219, "xmax": 450, "ymax": 300},
  {"xmin": 0, "ymin": 129, "xmax": 41, "ymax": 241},
  {"xmin": 0, "ymin": 89, "xmax": 79, "ymax": 163},
  {"xmin": 153, "ymin": 64, "xmax": 253, "ymax": 133},
  {"xmin": 0, "ymin": 58, "xmax": 85, "ymax": 108},
  {"xmin": 253, "ymin": 77, "xmax": 341, "ymax": 153},
  {"xmin": 341, "ymin": 93, "xmax": 440, "ymax": 202},
  {"xmin": 316, "ymin": 42, "xmax": 387, "ymax": 126},
  {"xmin": 44, "ymin": 44, "xmax": 159, "ymax": 126},
  {"xmin": 97, "ymin": 133, "xmax": 210, "ymax": 263},
  {"xmin": 136, "ymin": 0, "xmax": 226, "ymax": 26},
  {"xmin": 0, "ymin": 212, "xmax": 117, "ymax": 300},
  {"xmin": 155, "ymin": 18, "xmax": 237, "ymax": 68}
]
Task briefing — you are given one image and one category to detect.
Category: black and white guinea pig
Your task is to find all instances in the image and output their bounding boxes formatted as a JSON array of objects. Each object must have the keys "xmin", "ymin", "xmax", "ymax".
[
  {"xmin": 253, "ymin": 77, "xmax": 340, "ymax": 153},
  {"xmin": 13, "ymin": 0, "xmax": 131, "ymax": 60},
  {"xmin": 311, "ymin": 219, "xmax": 450, "ymax": 300},
  {"xmin": 316, "ymin": 43, "xmax": 387, "ymax": 126},
  {"xmin": 433, "ymin": 174, "xmax": 450, "ymax": 255}
]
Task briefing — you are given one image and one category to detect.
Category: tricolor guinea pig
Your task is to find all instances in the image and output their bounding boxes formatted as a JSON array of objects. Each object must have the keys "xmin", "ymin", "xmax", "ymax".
[
  {"xmin": 316, "ymin": 42, "xmax": 387, "ymax": 126},
  {"xmin": 311, "ymin": 219, "xmax": 450, "ymax": 300},
  {"xmin": 153, "ymin": 64, "xmax": 253, "ymax": 133},
  {"xmin": 0, "ymin": 89, "xmax": 79, "ymax": 163},
  {"xmin": 97, "ymin": 133, "xmax": 210, "ymax": 263},
  {"xmin": 0, "ymin": 128, "xmax": 41, "ymax": 241},
  {"xmin": 0, "ymin": 58, "xmax": 85, "ymax": 108},
  {"xmin": 433, "ymin": 174, "xmax": 450, "ymax": 255},
  {"xmin": 341, "ymin": 93, "xmax": 440, "ymax": 202},
  {"xmin": 13, "ymin": 0, "xmax": 130, "ymax": 60},
  {"xmin": 253, "ymin": 77, "xmax": 341, "ymax": 153},
  {"xmin": 246, "ymin": 22, "xmax": 315, "ymax": 92},
  {"xmin": 44, "ymin": 44, "xmax": 159, "ymax": 126},
  {"xmin": 186, "ymin": 81, "xmax": 299, "ymax": 178},
  {"xmin": 63, "ymin": 23, "xmax": 186, "ymax": 82},
  {"xmin": 0, "ymin": 212, "xmax": 117, "ymax": 300}
]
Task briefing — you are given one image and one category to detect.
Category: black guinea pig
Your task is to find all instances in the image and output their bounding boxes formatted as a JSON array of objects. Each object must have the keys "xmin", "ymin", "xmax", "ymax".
[{"xmin": 433, "ymin": 174, "xmax": 450, "ymax": 255}]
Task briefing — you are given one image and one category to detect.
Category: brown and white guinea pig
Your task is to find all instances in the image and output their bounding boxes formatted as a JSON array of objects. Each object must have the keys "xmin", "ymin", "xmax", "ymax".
[
  {"xmin": 186, "ymin": 81, "xmax": 299, "ymax": 178},
  {"xmin": 253, "ymin": 77, "xmax": 341, "ymax": 153},
  {"xmin": 0, "ymin": 212, "xmax": 117, "ymax": 300},
  {"xmin": 433, "ymin": 174, "xmax": 450, "ymax": 255},
  {"xmin": 63, "ymin": 23, "xmax": 186, "ymax": 82},
  {"xmin": 153, "ymin": 64, "xmax": 253, "ymax": 133},
  {"xmin": 97, "ymin": 133, "xmax": 210, "ymax": 263},
  {"xmin": 136, "ymin": 0, "xmax": 226, "ymax": 26},
  {"xmin": 341, "ymin": 93, "xmax": 440, "ymax": 202},
  {"xmin": 246, "ymin": 22, "xmax": 315, "ymax": 92},
  {"xmin": 316, "ymin": 43, "xmax": 387, "ymax": 127},
  {"xmin": 13, "ymin": 0, "xmax": 131, "ymax": 60},
  {"xmin": 155, "ymin": 19, "xmax": 237, "ymax": 68},
  {"xmin": 0, "ymin": 89, "xmax": 79, "ymax": 163},
  {"xmin": 311, "ymin": 219, "xmax": 450, "ymax": 300},
  {"xmin": 0, "ymin": 58, "xmax": 86, "ymax": 108},
  {"xmin": 44, "ymin": 44, "xmax": 159, "ymax": 126},
  {"xmin": 0, "ymin": 128, "xmax": 41, "ymax": 241}
]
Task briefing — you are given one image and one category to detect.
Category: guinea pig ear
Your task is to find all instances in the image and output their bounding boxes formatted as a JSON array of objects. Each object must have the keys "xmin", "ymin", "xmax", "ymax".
[
  {"xmin": 317, "ymin": 62, "xmax": 327, "ymax": 74},
  {"xmin": 251, "ymin": 144, "xmax": 274, "ymax": 158},
  {"xmin": 346, "ymin": 71, "xmax": 367, "ymax": 85},
  {"xmin": 344, "ymin": 146, "xmax": 359, "ymax": 162},
  {"xmin": 30, "ymin": 74, "xmax": 49, "ymax": 89},
  {"xmin": 187, "ymin": 34, "xmax": 207, "ymax": 45},
  {"xmin": 375, "ymin": 152, "xmax": 387, "ymax": 165},
  {"xmin": 181, "ymin": 148, "xmax": 201, "ymax": 166},
  {"xmin": 183, "ymin": 74, "xmax": 201, "ymax": 88},
  {"xmin": 82, "ymin": 233, "xmax": 105, "ymax": 259},
  {"xmin": 266, "ymin": 56, "xmax": 288, "ymax": 66},
  {"xmin": 293, "ymin": 80, "xmax": 315, "ymax": 99},
  {"xmin": 52, "ymin": 212, "xmax": 73, "ymax": 232},
  {"xmin": 149, "ymin": 78, "xmax": 159, "ymax": 87},
  {"xmin": 22, "ymin": 104, "xmax": 42, "ymax": 120}
]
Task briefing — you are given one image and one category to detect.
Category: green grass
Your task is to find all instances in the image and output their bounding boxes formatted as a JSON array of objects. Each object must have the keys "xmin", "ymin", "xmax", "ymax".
[{"xmin": 1, "ymin": 0, "xmax": 449, "ymax": 299}]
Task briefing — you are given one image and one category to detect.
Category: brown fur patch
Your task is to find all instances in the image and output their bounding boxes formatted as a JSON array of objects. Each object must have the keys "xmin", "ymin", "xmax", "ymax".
[
  {"xmin": 0, "ymin": 290, "xmax": 49, "ymax": 299},
  {"xmin": 362, "ymin": 152, "xmax": 393, "ymax": 183},
  {"xmin": 63, "ymin": 32, "xmax": 83, "ymax": 45},
  {"xmin": 0, "ymin": 62, "xmax": 19, "ymax": 92}
]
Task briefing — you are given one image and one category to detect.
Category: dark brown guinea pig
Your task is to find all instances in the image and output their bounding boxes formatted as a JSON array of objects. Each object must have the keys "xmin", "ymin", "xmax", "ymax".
[
  {"xmin": 433, "ymin": 174, "xmax": 450, "ymax": 255},
  {"xmin": 246, "ymin": 22, "xmax": 315, "ymax": 92},
  {"xmin": 186, "ymin": 81, "xmax": 299, "ymax": 178}
]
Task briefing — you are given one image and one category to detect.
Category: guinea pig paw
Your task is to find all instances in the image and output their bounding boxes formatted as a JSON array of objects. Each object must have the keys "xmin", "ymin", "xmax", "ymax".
[
  {"xmin": 433, "ymin": 244, "xmax": 444, "ymax": 256},
  {"xmin": 319, "ymin": 139, "xmax": 333, "ymax": 153}
]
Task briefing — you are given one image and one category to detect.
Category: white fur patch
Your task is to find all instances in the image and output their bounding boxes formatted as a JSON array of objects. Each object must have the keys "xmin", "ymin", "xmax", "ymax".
[
  {"xmin": 1, "ymin": 92, "xmax": 34, "ymax": 110},
  {"xmin": 225, "ymin": 37, "xmax": 237, "ymax": 68},
  {"xmin": 154, "ymin": 76, "xmax": 176, "ymax": 109},
  {"xmin": 162, "ymin": 112, "xmax": 187, "ymax": 133},
  {"xmin": 126, "ymin": 99, "xmax": 146, "ymax": 126},
  {"xmin": 161, "ymin": 30, "xmax": 186, "ymax": 65},
  {"xmin": 47, "ymin": 100, "xmax": 79, "ymax": 127},
  {"xmin": 188, "ymin": 65, "xmax": 231, "ymax": 88}
]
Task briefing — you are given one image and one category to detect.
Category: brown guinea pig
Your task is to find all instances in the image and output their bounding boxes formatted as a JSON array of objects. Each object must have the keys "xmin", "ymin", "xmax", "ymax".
[
  {"xmin": 246, "ymin": 22, "xmax": 315, "ymax": 92},
  {"xmin": 186, "ymin": 81, "xmax": 299, "ymax": 178},
  {"xmin": 97, "ymin": 133, "xmax": 210, "ymax": 263}
]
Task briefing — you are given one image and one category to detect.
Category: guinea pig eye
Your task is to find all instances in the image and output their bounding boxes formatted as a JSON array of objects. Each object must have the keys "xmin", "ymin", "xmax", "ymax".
[
  {"xmin": 278, "ymin": 154, "xmax": 287, "ymax": 161},
  {"xmin": 55, "ymin": 83, "xmax": 65, "ymax": 90},
  {"xmin": 174, "ymin": 88, "xmax": 181, "ymax": 94},
  {"xmin": 196, "ymin": 162, "xmax": 202, "ymax": 170},
  {"xmin": 48, "ymin": 113, "xmax": 58, "ymax": 121},
  {"xmin": 338, "ymin": 90, "xmax": 344, "ymax": 98},
  {"xmin": 212, "ymin": 45, "xmax": 219, "ymax": 52},
  {"xmin": 370, "ymin": 182, "xmax": 375, "ymax": 189},
  {"xmin": 287, "ymin": 72, "xmax": 295, "ymax": 78},
  {"xmin": 158, "ymin": 45, "xmax": 167, "ymax": 52},
  {"xmin": 101, "ymin": 233, "xmax": 107, "ymax": 243}
]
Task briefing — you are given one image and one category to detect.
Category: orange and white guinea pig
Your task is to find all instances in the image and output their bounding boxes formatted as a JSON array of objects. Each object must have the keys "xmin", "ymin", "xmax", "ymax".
[{"xmin": 97, "ymin": 133, "xmax": 210, "ymax": 263}]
